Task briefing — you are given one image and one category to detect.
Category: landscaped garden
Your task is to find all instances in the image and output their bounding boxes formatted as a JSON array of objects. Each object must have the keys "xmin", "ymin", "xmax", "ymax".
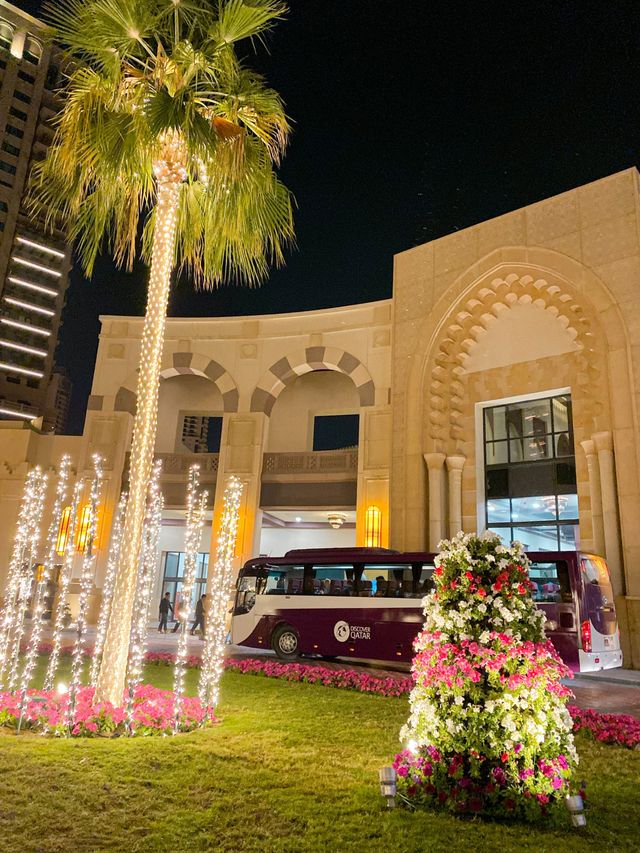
[{"xmin": 0, "ymin": 658, "xmax": 638, "ymax": 853}]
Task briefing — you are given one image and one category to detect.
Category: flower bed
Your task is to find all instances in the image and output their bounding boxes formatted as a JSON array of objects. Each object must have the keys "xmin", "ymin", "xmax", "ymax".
[
  {"xmin": 568, "ymin": 704, "xmax": 640, "ymax": 749},
  {"xmin": 0, "ymin": 684, "xmax": 212, "ymax": 737}
]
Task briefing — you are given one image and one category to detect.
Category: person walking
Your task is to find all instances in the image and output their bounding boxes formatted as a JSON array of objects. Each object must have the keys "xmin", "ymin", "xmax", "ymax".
[
  {"xmin": 191, "ymin": 593, "xmax": 206, "ymax": 638},
  {"xmin": 158, "ymin": 592, "xmax": 173, "ymax": 633}
]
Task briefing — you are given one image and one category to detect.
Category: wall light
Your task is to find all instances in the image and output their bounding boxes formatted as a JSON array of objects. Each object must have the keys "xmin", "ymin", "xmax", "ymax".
[
  {"xmin": 76, "ymin": 503, "xmax": 100, "ymax": 552},
  {"xmin": 365, "ymin": 505, "xmax": 382, "ymax": 548},
  {"xmin": 56, "ymin": 506, "xmax": 72, "ymax": 555},
  {"xmin": 327, "ymin": 512, "xmax": 346, "ymax": 530}
]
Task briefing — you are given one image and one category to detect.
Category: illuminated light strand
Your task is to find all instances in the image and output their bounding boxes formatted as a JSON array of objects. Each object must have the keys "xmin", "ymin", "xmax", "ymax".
[
  {"xmin": 94, "ymin": 171, "xmax": 182, "ymax": 707},
  {"xmin": 12, "ymin": 256, "xmax": 62, "ymax": 278},
  {"xmin": 89, "ymin": 491, "xmax": 128, "ymax": 686},
  {"xmin": 43, "ymin": 481, "xmax": 82, "ymax": 692},
  {"xmin": 173, "ymin": 464, "xmax": 207, "ymax": 734},
  {"xmin": 7, "ymin": 276, "xmax": 57, "ymax": 297},
  {"xmin": 0, "ymin": 406, "xmax": 37, "ymax": 420},
  {"xmin": 5, "ymin": 468, "xmax": 47, "ymax": 691},
  {"xmin": 0, "ymin": 468, "xmax": 46, "ymax": 686},
  {"xmin": 0, "ymin": 338, "xmax": 47, "ymax": 357},
  {"xmin": 18, "ymin": 455, "xmax": 72, "ymax": 728},
  {"xmin": 16, "ymin": 236, "xmax": 65, "ymax": 258},
  {"xmin": 0, "ymin": 317, "xmax": 50, "ymax": 337},
  {"xmin": 65, "ymin": 454, "xmax": 103, "ymax": 733},
  {"xmin": 199, "ymin": 476, "xmax": 243, "ymax": 718},
  {"xmin": 3, "ymin": 296, "xmax": 55, "ymax": 317},
  {"xmin": 125, "ymin": 461, "xmax": 163, "ymax": 733},
  {"xmin": 0, "ymin": 361, "xmax": 44, "ymax": 378}
]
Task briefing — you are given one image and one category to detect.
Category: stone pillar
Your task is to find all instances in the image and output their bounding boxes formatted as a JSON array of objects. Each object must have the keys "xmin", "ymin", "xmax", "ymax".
[
  {"xmin": 208, "ymin": 412, "xmax": 268, "ymax": 591},
  {"xmin": 424, "ymin": 453, "xmax": 446, "ymax": 550},
  {"xmin": 446, "ymin": 455, "xmax": 466, "ymax": 538},
  {"xmin": 580, "ymin": 438, "xmax": 605, "ymax": 556},
  {"xmin": 593, "ymin": 431, "xmax": 624, "ymax": 596}
]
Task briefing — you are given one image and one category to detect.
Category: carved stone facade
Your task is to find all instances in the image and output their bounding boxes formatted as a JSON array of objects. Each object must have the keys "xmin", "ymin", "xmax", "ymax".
[{"xmin": 0, "ymin": 168, "xmax": 639, "ymax": 664}]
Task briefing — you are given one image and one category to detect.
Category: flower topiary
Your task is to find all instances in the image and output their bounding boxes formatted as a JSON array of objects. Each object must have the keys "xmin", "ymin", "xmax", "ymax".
[{"xmin": 395, "ymin": 531, "xmax": 578, "ymax": 820}]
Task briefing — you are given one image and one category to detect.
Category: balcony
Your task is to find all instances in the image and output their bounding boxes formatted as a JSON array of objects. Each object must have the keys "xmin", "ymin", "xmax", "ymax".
[{"xmin": 262, "ymin": 449, "xmax": 358, "ymax": 482}]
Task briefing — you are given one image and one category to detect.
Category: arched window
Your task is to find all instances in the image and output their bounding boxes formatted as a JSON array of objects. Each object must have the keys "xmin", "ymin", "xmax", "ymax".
[
  {"xmin": 0, "ymin": 20, "xmax": 14, "ymax": 52},
  {"xmin": 23, "ymin": 36, "xmax": 42, "ymax": 66}
]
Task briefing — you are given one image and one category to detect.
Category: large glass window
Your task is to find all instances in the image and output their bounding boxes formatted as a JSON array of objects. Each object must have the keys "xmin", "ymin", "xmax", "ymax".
[
  {"xmin": 484, "ymin": 394, "xmax": 578, "ymax": 550},
  {"xmin": 161, "ymin": 551, "xmax": 209, "ymax": 617}
]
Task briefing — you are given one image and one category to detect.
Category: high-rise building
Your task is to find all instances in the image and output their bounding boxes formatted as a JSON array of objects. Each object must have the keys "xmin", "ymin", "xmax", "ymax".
[
  {"xmin": 0, "ymin": 1, "xmax": 71, "ymax": 425},
  {"xmin": 43, "ymin": 365, "xmax": 71, "ymax": 433}
]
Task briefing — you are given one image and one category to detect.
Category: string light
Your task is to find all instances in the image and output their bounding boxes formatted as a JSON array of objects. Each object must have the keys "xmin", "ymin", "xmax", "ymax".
[
  {"xmin": 173, "ymin": 464, "xmax": 207, "ymax": 734},
  {"xmin": 95, "ymin": 161, "xmax": 184, "ymax": 708},
  {"xmin": 66, "ymin": 455, "xmax": 103, "ymax": 733},
  {"xmin": 18, "ymin": 456, "xmax": 72, "ymax": 728},
  {"xmin": 125, "ymin": 461, "xmax": 163, "ymax": 733},
  {"xmin": 90, "ymin": 491, "xmax": 128, "ymax": 686},
  {"xmin": 5, "ymin": 469, "xmax": 47, "ymax": 692},
  {"xmin": 199, "ymin": 476, "xmax": 243, "ymax": 717},
  {"xmin": 43, "ymin": 481, "xmax": 82, "ymax": 692},
  {"xmin": 0, "ymin": 467, "xmax": 47, "ymax": 687}
]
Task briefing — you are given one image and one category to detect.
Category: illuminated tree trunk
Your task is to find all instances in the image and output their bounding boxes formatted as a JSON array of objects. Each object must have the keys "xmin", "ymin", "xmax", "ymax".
[{"xmin": 95, "ymin": 175, "xmax": 181, "ymax": 706}]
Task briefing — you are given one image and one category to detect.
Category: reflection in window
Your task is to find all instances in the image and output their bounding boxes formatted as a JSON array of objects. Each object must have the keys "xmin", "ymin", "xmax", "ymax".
[{"xmin": 483, "ymin": 394, "xmax": 578, "ymax": 550}]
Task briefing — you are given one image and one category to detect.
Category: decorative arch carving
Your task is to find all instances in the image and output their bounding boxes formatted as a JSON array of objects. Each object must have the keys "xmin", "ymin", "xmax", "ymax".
[
  {"xmin": 113, "ymin": 352, "xmax": 238, "ymax": 415},
  {"xmin": 425, "ymin": 271, "xmax": 605, "ymax": 452},
  {"xmin": 250, "ymin": 345, "xmax": 376, "ymax": 415}
]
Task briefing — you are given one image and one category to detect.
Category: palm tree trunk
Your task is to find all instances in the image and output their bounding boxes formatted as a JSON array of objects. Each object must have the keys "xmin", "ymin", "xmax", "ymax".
[{"xmin": 94, "ymin": 177, "xmax": 181, "ymax": 707}]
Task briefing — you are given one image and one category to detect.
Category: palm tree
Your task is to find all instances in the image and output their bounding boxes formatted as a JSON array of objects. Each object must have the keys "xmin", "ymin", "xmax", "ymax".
[{"xmin": 31, "ymin": 0, "xmax": 293, "ymax": 706}]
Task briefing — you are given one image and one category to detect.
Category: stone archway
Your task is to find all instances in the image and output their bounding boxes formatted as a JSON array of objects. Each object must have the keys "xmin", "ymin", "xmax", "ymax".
[
  {"xmin": 250, "ymin": 345, "xmax": 376, "ymax": 415},
  {"xmin": 425, "ymin": 271, "xmax": 605, "ymax": 453},
  {"xmin": 114, "ymin": 351, "xmax": 239, "ymax": 415}
]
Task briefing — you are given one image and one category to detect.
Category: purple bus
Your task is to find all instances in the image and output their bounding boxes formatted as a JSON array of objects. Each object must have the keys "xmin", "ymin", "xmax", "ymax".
[{"xmin": 231, "ymin": 547, "xmax": 622, "ymax": 673}]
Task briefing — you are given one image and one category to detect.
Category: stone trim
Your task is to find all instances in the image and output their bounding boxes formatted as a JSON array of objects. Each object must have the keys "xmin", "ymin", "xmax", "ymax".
[
  {"xmin": 250, "ymin": 346, "xmax": 376, "ymax": 414},
  {"xmin": 113, "ymin": 352, "xmax": 239, "ymax": 415}
]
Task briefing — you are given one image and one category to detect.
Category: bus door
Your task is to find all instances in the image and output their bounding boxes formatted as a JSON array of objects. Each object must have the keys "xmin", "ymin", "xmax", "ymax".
[
  {"xmin": 580, "ymin": 555, "xmax": 620, "ymax": 654},
  {"xmin": 528, "ymin": 559, "xmax": 577, "ymax": 666}
]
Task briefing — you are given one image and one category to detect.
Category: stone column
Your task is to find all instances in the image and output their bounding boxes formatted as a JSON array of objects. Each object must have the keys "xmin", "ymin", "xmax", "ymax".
[
  {"xmin": 208, "ymin": 412, "xmax": 268, "ymax": 591},
  {"xmin": 446, "ymin": 455, "xmax": 466, "ymax": 538},
  {"xmin": 424, "ymin": 453, "xmax": 446, "ymax": 550},
  {"xmin": 580, "ymin": 438, "xmax": 605, "ymax": 556},
  {"xmin": 593, "ymin": 431, "xmax": 624, "ymax": 596}
]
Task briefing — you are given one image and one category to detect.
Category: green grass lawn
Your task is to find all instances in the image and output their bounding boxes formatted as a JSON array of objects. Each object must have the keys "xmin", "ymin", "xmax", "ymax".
[{"xmin": 0, "ymin": 661, "xmax": 638, "ymax": 852}]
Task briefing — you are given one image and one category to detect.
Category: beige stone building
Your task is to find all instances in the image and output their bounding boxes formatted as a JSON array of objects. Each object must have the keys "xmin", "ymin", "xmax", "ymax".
[{"xmin": 0, "ymin": 168, "xmax": 639, "ymax": 666}]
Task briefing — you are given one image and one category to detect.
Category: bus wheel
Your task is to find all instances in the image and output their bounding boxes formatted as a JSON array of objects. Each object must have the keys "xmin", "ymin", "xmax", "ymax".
[{"xmin": 272, "ymin": 625, "xmax": 299, "ymax": 659}]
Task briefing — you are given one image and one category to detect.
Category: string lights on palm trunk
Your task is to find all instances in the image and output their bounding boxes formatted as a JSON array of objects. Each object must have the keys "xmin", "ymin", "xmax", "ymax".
[
  {"xmin": 94, "ymin": 175, "xmax": 183, "ymax": 708},
  {"xmin": 125, "ymin": 461, "xmax": 163, "ymax": 734},
  {"xmin": 173, "ymin": 464, "xmax": 207, "ymax": 734},
  {"xmin": 90, "ymin": 491, "xmax": 128, "ymax": 686},
  {"xmin": 199, "ymin": 476, "xmax": 243, "ymax": 718}
]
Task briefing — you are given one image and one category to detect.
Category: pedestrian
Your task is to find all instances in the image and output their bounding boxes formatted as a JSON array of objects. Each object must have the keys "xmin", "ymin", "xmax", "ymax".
[
  {"xmin": 158, "ymin": 591, "xmax": 173, "ymax": 633},
  {"xmin": 191, "ymin": 593, "xmax": 206, "ymax": 637}
]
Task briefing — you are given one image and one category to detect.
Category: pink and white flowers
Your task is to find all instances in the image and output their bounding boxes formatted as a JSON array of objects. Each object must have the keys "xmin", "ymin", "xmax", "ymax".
[{"xmin": 396, "ymin": 531, "xmax": 578, "ymax": 820}]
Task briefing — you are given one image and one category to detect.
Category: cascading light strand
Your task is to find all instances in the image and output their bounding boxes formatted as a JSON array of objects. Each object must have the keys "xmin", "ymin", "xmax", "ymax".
[
  {"xmin": 18, "ymin": 455, "xmax": 72, "ymax": 726},
  {"xmin": 173, "ymin": 464, "xmax": 206, "ymax": 734},
  {"xmin": 199, "ymin": 476, "xmax": 243, "ymax": 718},
  {"xmin": 90, "ymin": 491, "xmax": 128, "ymax": 686},
  {"xmin": 0, "ymin": 468, "xmax": 45, "ymax": 686},
  {"xmin": 65, "ymin": 455, "xmax": 103, "ymax": 733},
  {"xmin": 6, "ymin": 468, "xmax": 47, "ymax": 692},
  {"xmin": 43, "ymin": 481, "xmax": 82, "ymax": 693},
  {"xmin": 125, "ymin": 460, "xmax": 163, "ymax": 734}
]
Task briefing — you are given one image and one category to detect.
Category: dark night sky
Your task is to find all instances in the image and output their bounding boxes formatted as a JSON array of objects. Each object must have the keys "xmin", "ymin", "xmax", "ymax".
[{"xmin": 20, "ymin": 1, "xmax": 640, "ymax": 432}]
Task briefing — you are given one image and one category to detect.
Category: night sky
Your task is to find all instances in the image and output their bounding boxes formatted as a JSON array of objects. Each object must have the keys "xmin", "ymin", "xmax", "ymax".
[{"xmin": 20, "ymin": 1, "xmax": 640, "ymax": 432}]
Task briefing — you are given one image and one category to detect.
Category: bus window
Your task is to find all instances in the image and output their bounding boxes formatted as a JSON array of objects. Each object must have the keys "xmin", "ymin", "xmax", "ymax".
[
  {"xmin": 234, "ymin": 575, "xmax": 258, "ymax": 614},
  {"xmin": 417, "ymin": 564, "xmax": 435, "ymax": 596},
  {"xmin": 312, "ymin": 565, "xmax": 354, "ymax": 596},
  {"xmin": 581, "ymin": 556, "xmax": 614, "ymax": 597},
  {"xmin": 260, "ymin": 565, "xmax": 304, "ymax": 595},
  {"xmin": 529, "ymin": 561, "xmax": 572, "ymax": 603}
]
